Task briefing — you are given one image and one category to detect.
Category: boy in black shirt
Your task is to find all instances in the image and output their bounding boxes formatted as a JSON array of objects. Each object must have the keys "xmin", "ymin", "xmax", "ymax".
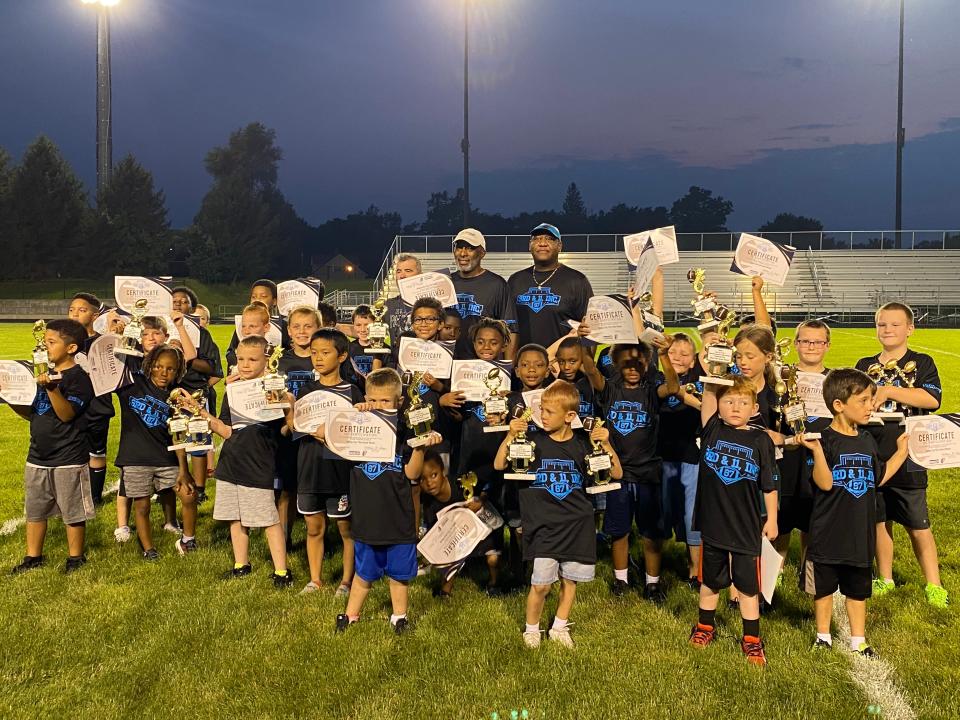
[
  {"xmin": 335, "ymin": 368, "xmax": 441, "ymax": 635},
  {"xmin": 10, "ymin": 320, "xmax": 95, "ymax": 574},
  {"xmin": 494, "ymin": 381, "xmax": 623, "ymax": 648},
  {"xmin": 798, "ymin": 368, "xmax": 909, "ymax": 656},
  {"xmin": 439, "ymin": 308, "xmax": 462, "ymax": 344},
  {"xmin": 346, "ymin": 305, "xmax": 375, "ymax": 389},
  {"xmin": 690, "ymin": 376, "xmax": 778, "ymax": 666},
  {"xmin": 855, "ymin": 302, "xmax": 947, "ymax": 607},
  {"xmin": 224, "ymin": 280, "xmax": 288, "ymax": 369}
]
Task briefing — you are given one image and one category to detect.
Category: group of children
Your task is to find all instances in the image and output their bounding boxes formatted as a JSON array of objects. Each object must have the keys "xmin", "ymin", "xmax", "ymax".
[{"xmin": 6, "ymin": 271, "xmax": 948, "ymax": 665}]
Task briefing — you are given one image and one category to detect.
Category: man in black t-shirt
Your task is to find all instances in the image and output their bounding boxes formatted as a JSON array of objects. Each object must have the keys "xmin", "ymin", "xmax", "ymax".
[{"xmin": 507, "ymin": 223, "xmax": 593, "ymax": 350}]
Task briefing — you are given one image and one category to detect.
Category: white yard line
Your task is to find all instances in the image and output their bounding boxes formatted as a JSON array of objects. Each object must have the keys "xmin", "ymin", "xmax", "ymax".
[
  {"xmin": 0, "ymin": 481, "xmax": 119, "ymax": 537},
  {"xmin": 832, "ymin": 592, "xmax": 917, "ymax": 720},
  {"xmin": 832, "ymin": 329, "xmax": 960, "ymax": 360}
]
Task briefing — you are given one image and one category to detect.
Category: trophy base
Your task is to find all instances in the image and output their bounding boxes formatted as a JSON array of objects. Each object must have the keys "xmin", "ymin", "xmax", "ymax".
[
  {"xmin": 700, "ymin": 375, "xmax": 734, "ymax": 387},
  {"xmin": 263, "ymin": 401, "xmax": 290, "ymax": 410},
  {"xmin": 167, "ymin": 442, "xmax": 191, "ymax": 452},
  {"xmin": 697, "ymin": 320, "xmax": 719, "ymax": 332},
  {"xmin": 407, "ymin": 435, "xmax": 435, "ymax": 448},
  {"xmin": 870, "ymin": 412, "xmax": 905, "ymax": 424},
  {"xmin": 185, "ymin": 443, "xmax": 214, "ymax": 453},
  {"xmin": 504, "ymin": 472, "xmax": 536, "ymax": 481},
  {"xmin": 114, "ymin": 347, "xmax": 143, "ymax": 358},
  {"xmin": 801, "ymin": 432, "xmax": 821, "ymax": 440},
  {"xmin": 482, "ymin": 425, "xmax": 509, "ymax": 433},
  {"xmin": 364, "ymin": 348, "xmax": 391, "ymax": 355},
  {"xmin": 586, "ymin": 482, "xmax": 621, "ymax": 495}
]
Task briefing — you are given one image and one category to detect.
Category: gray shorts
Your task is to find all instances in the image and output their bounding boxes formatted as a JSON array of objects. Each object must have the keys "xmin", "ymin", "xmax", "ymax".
[
  {"xmin": 120, "ymin": 466, "xmax": 178, "ymax": 499},
  {"xmin": 213, "ymin": 480, "xmax": 280, "ymax": 528},
  {"xmin": 530, "ymin": 557, "xmax": 595, "ymax": 585},
  {"xmin": 24, "ymin": 464, "xmax": 95, "ymax": 524}
]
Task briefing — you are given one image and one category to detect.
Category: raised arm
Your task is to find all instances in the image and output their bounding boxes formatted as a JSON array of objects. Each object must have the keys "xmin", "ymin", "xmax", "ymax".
[
  {"xmin": 701, "ymin": 385, "xmax": 718, "ymax": 427},
  {"xmin": 751, "ymin": 277, "xmax": 772, "ymax": 329}
]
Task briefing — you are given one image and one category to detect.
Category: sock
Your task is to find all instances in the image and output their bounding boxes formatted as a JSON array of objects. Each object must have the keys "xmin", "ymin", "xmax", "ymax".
[
  {"xmin": 552, "ymin": 617, "xmax": 568, "ymax": 631},
  {"xmin": 347, "ymin": 614, "xmax": 359, "ymax": 623},
  {"xmin": 274, "ymin": 568, "xmax": 288, "ymax": 577},
  {"xmin": 234, "ymin": 562, "xmax": 246, "ymax": 570},
  {"xmin": 181, "ymin": 535, "xmax": 194, "ymax": 543},
  {"xmin": 614, "ymin": 568, "xmax": 628, "ymax": 583},
  {"xmin": 89, "ymin": 466, "xmax": 106, "ymax": 503},
  {"xmin": 390, "ymin": 613, "xmax": 407, "ymax": 626},
  {"xmin": 698, "ymin": 608, "xmax": 716, "ymax": 628},
  {"xmin": 645, "ymin": 574, "xmax": 660, "ymax": 586},
  {"xmin": 850, "ymin": 635, "xmax": 866, "ymax": 651},
  {"xmin": 817, "ymin": 632, "xmax": 832, "ymax": 646},
  {"xmin": 525, "ymin": 623, "xmax": 540, "ymax": 634},
  {"xmin": 743, "ymin": 617, "xmax": 760, "ymax": 639}
]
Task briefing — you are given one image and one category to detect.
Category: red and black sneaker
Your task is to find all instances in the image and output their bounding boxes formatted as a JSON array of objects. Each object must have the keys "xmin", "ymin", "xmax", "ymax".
[
  {"xmin": 689, "ymin": 623, "xmax": 716, "ymax": 648},
  {"xmin": 741, "ymin": 635, "xmax": 767, "ymax": 666}
]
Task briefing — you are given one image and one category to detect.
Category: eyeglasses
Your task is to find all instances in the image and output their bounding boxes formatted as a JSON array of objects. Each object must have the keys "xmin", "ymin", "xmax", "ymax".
[
  {"xmin": 412, "ymin": 316, "xmax": 441, "ymax": 324},
  {"xmin": 795, "ymin": 339, "xmax": 828, "ymax": 347}
]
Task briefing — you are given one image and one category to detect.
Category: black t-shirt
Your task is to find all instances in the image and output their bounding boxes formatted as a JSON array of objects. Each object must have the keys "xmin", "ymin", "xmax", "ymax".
[
  {"xmin": 693, "ymin": 413, "xmax": 777, "ymax": 555},
  {"xmin": 457, "ymin": 401, "xmax": 508, "ymax": 497},
  {"xmin": 115, "ymin": 373, "xmax": 179, "ymax": 467},
  {"xmin": 855, "ymin": 349, "xmax": 942, "ymax": 488},
  {"xmin": 421, "ymin": 484, "xmax": 462, "ymax": 529},
  {"xmin": 296, "ymin": 382, "xmax": 364, "ymax": 495},
  {"xmin": 657, "ymin": 367, "xmax": 702, "ymax": 465},
  {"xmin": 274, "ymin": 350, "xmax": 318, "ymax": 483},
  {"xmin": 181, "ymin": 326, "xmax": 223, "ymax": 392},
  {"xmin": 519, "ymin": 431, "xmax": 596, "ymax": 564},
  {"xmin": 445, "ymin": 269, "xmax": 517, "ymax": 358},
  {"xmin": 807, "ymin": 427, "xmax": 883, "ymax": 567},
  {"xmin": 346, "ymin": 339, "xmax": 374, "ymax": 390},
  {"xmin": 384, "ymin": 296, "xmax": 412, "ymax": 345},
  {"xmin": 350, "ymin": 436, "xmax": 417, "ymax": 545},
  {"xmin": 507, "ymin": 264, "xmax": 593, "ymax": 349},
  {"xmin": 225, "ymin": 317, "xmax": 288, "ymax": 369},
  {"xmin": 215, "ymin": 393, "xmax": 284, "ymax": 490},
  {"xmin": 571, "ymin": 373, "xmax": 596, "ymax": 422},
  {"xmin": 777, "ymin": 368, "xmax": 831, "ymax": 498},
  {"xmin": 597, "ymin": 363, "xmax": 663, "ymax": 481},
  {"xmin": 27, "ymin": 364, "xmax": 94, "ymax": 467},
  {"xmin": 752, "ymin": 382, "xmax": 780, "ymax": 430}
]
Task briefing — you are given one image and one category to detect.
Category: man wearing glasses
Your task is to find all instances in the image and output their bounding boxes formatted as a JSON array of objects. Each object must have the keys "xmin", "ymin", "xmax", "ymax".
[{"xmin": 507, "ymin": 223, "xmax": 593, "ymax": 349}]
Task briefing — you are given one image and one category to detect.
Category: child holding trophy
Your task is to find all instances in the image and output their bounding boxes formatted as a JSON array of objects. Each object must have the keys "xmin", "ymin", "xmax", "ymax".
[
  {"xmin": 493, "ymin": 381, "xmax": 622, "ymax": 648},
  {"xmin": 855, "ymin": 302, "xmax": 947, "ymax": 607}
]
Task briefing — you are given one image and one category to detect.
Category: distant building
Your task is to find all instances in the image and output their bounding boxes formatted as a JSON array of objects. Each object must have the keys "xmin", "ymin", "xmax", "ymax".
[{"xmin": 312, "ymin": 253, "xmax": 368, "ymax": 281}]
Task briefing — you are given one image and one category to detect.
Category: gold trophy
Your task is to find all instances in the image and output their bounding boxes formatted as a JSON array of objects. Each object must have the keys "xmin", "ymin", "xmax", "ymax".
[
  {"xmin": 166, "ymin": 391, "xmax": 191, "ymax": 451},
  {"xmin": 780, "ymin": 364, "xmax": 821, "ymax": 442},
  {"xmin": 481, "ymin": 367, "xmax": 509, "ymax": 433},
  {"xmin": 770, "ymin": 338, "xmax": 791, "ymax": 432},
  {"xmin": 867, "ymin": 359, "xmax": 916, "ymax": 422},
  {"xmin": 262, "ymin": 344, "xmax": 289, "ymax": 409},
  {"xmin": 116, "ymin": 298, "xmax": 149, "ymax": 357},
  {"xmin": 683, "ymin": 383, "xmax": 703, "ymax": 402},
  {"xmin": 31, "ymin": 320, "xmax": 60, "ymax": 380},
  {"xmin": 184, "ymin": 390, "xmax": 214, "ymax": 452},
  {"xmin": 366, "ymin": 266, "xmax": 394, "ymax": 355},
  {"xmin": 583, "ymin": 417, "xmax": 620, "ymax": 494},
  {"xmin": 504, "ymin": 406, "xmax": 537, "ymax": 480},
  {"xmin": 460, "ymin": 471, "xmax": 478, "ymax": 502},
  {"xmin": 688, "ymin": 269, "xmax": 737, "ymax": 386},
  {"xmin": 404, "ymin": 371, "xmax": 436, "ymax": 447}
]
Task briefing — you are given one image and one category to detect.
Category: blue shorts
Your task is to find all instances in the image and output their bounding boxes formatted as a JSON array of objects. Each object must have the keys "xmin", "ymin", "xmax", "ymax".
[
  {"xmin": 661, "ymin": 461, "xmax": 701, "ymax": 546},
  {"xmin": 354, "ymin": 540, "xmax": 417, "ymax": 582},
  {"xmin": 603, "ymin": 482, "xmax": 667, "ymax": 540}
]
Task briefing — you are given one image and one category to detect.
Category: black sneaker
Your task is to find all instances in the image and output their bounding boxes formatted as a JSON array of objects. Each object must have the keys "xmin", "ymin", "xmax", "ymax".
[
  {"xmin": 811, "ymin": 638, "xmax": 833, "ymax": 651},
  {"xmin": 10, "ymin": 555, "xmax": 44, "ymax": 575},
  {"xmin": 612, "ymin": 579, "xmax": 629, "ymax": 597},
  {"xmin": 142, "ymin": 548, "xmax": 160, "ymax": 562},
  {"xmin": 176, "ymin": 538, "xmax": 197, "ymax": 556},
  {"xmin": 687, "ymin": 576, "xmax": 701, "ymax": 592},
  {"xmin": 273, "ymin": 570, "xmax": 294, "ymax": 588},
  {"xmin": 485, "ymin": 585, "xmax": 504, "ymax": 598},
  {"xmin": 335, "ymin": 613, "xmax": 353, "ymax": 634},
  {"xmin": 728, "ymin": 597, "xmax": 740, "ymax": 611},
  {"xmin": 195, "ymin": 490, "xmax": 208, "ymax": 504},
  {"xmin": 393, "ymin": 617, "xmax": 411, "ymax": 635},
  {"xmin": 643, "ymin": 582, "xmax": 666, "ymax": 605},
  {"xmin": 222, "ymin": 564, "xmax": 252, "ymax": 580},
  {"xmin": 64, "ymin": 555, "xmax": 87, "ymax": 574},
  {"xmin": 853, "ymin": 642, "xmax": 879, "ymax": 659}
]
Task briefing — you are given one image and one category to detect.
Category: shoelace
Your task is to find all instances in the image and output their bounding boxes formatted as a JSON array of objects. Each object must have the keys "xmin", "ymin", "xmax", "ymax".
[
  {"xmin": 743, "ymin": 639, "xmax": 765, "ymax": 657},
  {"xmin": 690, "ymin": 626, "xmax": 714, "ymax": 644}
]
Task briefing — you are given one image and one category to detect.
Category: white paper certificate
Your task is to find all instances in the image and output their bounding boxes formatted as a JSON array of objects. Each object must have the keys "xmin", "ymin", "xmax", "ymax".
[
  {"xmin": 522, "ymin": 388, "xmax": 583, "ymax": 430},
  {"xmin": 277, "ymin": 278, "xmax": 322, "ymax": 317},
  {"xmin": 417, "ymin": 503, "xmax": 494, "ymax": 566},
  {"xmin": 397, "ymin": 271, "xmax": 458, "ymax": 308},
  {"xmin": 905, "ymin": 414, "xmax": 960, "ymax": 470},
  {"xmin": 730, "ymin": 234, "xmax": 795, "ymax": 287},
  {"xmin": 0, "ymin": 361, "xmax": 37, "ymax": 406},
  {"xmin": 293, "ymin": 387, "xmax": 355, "ymax": 434},
  {"xmin": 114, "ymin": 276, "xmax": 174, "ymax": 315},
  {"xmin": 162, "ymin": 315, "xmax": 201, "ymax": 348},
  {"xmin": 450, "ymin": 360, "xmax": 511, "ymax": 402},
  {"xmin": 795, "ymin": 371, "xmax": 831, "ymax": 418},
  {"xmin": 398, "ymin": 337, "xmax": 453, "ymax": 379},
  {"xmin": 624, "ymin": 226, "xmax": 679, "ymax": 266},
  {"xmin": 585, "ymin": 295, "xmax": 637, "ymax": 345},
  {"xmin": 226, "ymin": 377, "xmax": 285, "ymax": 428},
  {"xmin": 323, "ymin": 409, "xmax": 397, "ymax": 463},
  {"xmin": 83, "ymin": 334, "xmax": 128, "ymax": 397}
]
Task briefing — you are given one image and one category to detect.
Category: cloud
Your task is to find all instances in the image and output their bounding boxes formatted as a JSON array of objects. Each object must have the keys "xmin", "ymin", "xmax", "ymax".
[
  {"xmin": 939, "ymin": 117, "xmax": 960, "ymax": 131},
  {"xmin": 785, "ymin": 123, "xmax": 843, "ymax": 131},
  {"xmin": 813, "ymin": 136, "xmax": 831, "ymax": 143},
  {"xmin": 781, "ymin": 57, "xmax": 808, "ymax": 71}
]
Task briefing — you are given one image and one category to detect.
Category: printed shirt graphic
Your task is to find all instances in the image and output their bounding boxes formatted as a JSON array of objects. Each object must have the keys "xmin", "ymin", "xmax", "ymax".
[
  {"xmin": 350, "ymin": 437, "xmax": 417, "ymax": 545},
  {"xmin": 856, "ymin": 349, "xmax": 941, "ymax": 488},
  {"xmin": 693, "ymin": 414, "xmax": 776, "ymax": 555},
  {"xmin": 215, "ymin": 392, "xmax": 284, "ymax": 490},
  {"xmin": 808, "ymin": 427, "xmax": 883, "ymax": 567},
  {"xmin": 447, "ymin": 268, "xmax": 517, "ymax": 359},
  {"xmin": 507, "ymin": 264, "xmax": 593, "ymax": 349},
  {"xmin": 295, "ymin": 381, "xmax": 364, "ymax": 496},
  {"xmin": 657, "ymin": 366, "xmax": 702, "ymax": 464},
  {"xmin": 27, "ymin": 364, "xmax": 94, "ymax": 467},
  {"xmin": 518, "ymin": 432, "xmax": 596, "ymax": 565},
  {"xmin": 278, "ymin": 350, "xmax": 316, "ymax": 399},
  {"xmin": 115, "ymin": 373, "xmax": 179, "ymax": 467},
  {"xmin": 597, "ymin": 365, "xmax": 662, "ymax": 481}
]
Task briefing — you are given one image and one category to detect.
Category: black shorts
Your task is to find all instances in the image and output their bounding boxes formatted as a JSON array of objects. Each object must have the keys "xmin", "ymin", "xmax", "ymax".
[
  {"xmin": 800, "ymin": 559, "xmax": 872, "ymax": 600},
  {"xmin": 297, "ymin": 492, "xmax": 351, "ymax": 519},
  {"xmin": 777, "ymin": 496, "xmax": 813, "ymax": 535},
  {"xmin": 86, "ymin": 420, "xmax": 110, "ymax": 457},
  {"xmin": 876, "ymin": 486, "xmax": 930, "ymax": 530},
  {"xmin": 603, "ymin": 481, "xmax": 667, "ymax": 540},
  {"xmin": 699, "ymin": 544, "xmax": 760, "ymax": 596}
]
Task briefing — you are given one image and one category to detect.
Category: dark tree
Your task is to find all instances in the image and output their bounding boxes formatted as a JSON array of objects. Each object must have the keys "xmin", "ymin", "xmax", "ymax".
[
  {"xmin": 669, "ymin": 186, "xmax": 733, "ymax": 233},
  {"xmin": 758, "ymin": 213, "xmax": 823, "ymax": 232}
]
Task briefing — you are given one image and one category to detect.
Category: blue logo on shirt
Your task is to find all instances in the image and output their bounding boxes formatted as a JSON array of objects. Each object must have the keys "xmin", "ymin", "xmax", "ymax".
[
  {"xmin": 352, "ymin": 354, "xmax": 374, "ymax": 377},
  {"xmin": 704, "ymin": 440, "xmax": 759, "ymax": 485},
  {"xmin": 516, "ymin": 287, "xmax": 560, "ymax": 313},
  {"xmin": 533, "ymin": 458, "xmax": 582, "ymax": 500},
  {"xmin": 359, "ymin": 453, "xmax": 403, "ymax": 480},
  {"xmin": 470, "ymin": 404, "xmax": 487, "ymax": 423},
  {"xmin": 129, "ymin": 394, "xmax": 170, "ymax": 429},
  {"xmin": 578, "ymin": 396, "xmax": 593, "ymax": 419},
  {"xmin": 285, "ymin": 370, "xmax": 315, "ymax": 398},
  {"xmin": 831, "ymin": 453, "xmax": 875, "ymax": 498},
  {"xmin": 33, "ymin": 389, "xmax": 52, "ymax": 416},
  {"xmin": 607, "ymin": 400, "xmax": 649, "ymax": 436},
  {"xmin": 456, "ymin": 292, "xmax": 484, "ymax": 318}
]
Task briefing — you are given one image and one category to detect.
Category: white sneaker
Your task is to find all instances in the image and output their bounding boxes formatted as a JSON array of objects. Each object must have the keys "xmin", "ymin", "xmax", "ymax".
[
  {"xmin": 522, "ymin": 629, "xmax": 542, "ymax": 649},
  {"xmin": 114, "ymin": 526, "xmax": 131, "ymax": 543},
  {"xmin": 299, "ymin": 581, "xmax": 320, "ymax": 595},
  {"xmin": 335, "ymin": 583, "xmax": 351, "ymax": 597},
  {"xmin": 163, "ymin": 522, "xmax": 182, "ymax": 535},
  {"xmin": 548, "ymin": 625, "xmax": 575, "ymax": 648}
]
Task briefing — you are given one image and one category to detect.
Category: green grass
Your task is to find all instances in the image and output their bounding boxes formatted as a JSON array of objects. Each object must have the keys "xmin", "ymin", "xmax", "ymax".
[{"xmin": 0, "ymin": 324, "xmax": 957, "ymax": 719}]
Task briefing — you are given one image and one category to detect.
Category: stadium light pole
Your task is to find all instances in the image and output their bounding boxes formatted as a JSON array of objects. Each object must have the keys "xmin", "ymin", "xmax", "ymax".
[
  {"xmin": 81, "ymin": 0, "xmax": 118, "ymax": 204},
  {"xmin": 895, "ymin": 0, "xmax": 905, "ymax": 248},
  {"xmin": 461, "ymin": 0, "xmax": 470, "ymax": 227}
]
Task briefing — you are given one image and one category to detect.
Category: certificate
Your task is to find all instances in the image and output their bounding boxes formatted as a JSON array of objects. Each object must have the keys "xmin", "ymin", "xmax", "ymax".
[
  {"xmin": 397, "ymin": 271, "xmax": 458, "ymax": 308},
  {"xmin": 760, "ymin": 536, "xmax": 786, "ymax": 604},
  {"xmin": 163, "ymin": 315, "xmax": 201, "ymax": 348},
  {"xmin": 584, "ymin": 295, "xmax": 637, "ymax": 345},
  {"xmin": 323, "ymin": 409, "xmax": 397, "ymax": 463},
  {"xmin": 795, "ymin": 371, "xmax": 831, "ymax": 418},
  {"xmin": 632, "ymin": 238, "xmax": 660, "ymax": 297},
  {"xmin": 905, "ymin": 414, "xmax": 960, "ymax": 470},
  {"xmin": 522, "ymin": 388, "xmax": 583, "ymax": 430},
  {"xmin": 277, "ymin": 278, "xmax": 323, "ymax": 317},
  {"xmin": 293, "ymin": 385, "xmax": 355, "ymax": 434},
  {"xmin": 417, "ymin": 501, "xmax": 502, "ymax": 566},
  {"xmin": 226, "ymin": 377, "xmax": 285, "ymax": 428},
  {"xmin": 450, "ymin": 360, "xmax": 511, "ymax": 402},
  {"xmin": 624, "ymin": 226, "xmax": 679, "ymax": 266},
  {"xmin": 0, "ymin": 361, "xmax": 37, "ymax": 406},
  {"xmin": 82, "ymin": 334, "xmax": 128, "ymax": 397},
  {"xmin": 114, "ymin": 276, "xmax": 173, "ymax": 315},
  {"xmin": 233, "ymin": 316, "xmax": 283, "ymax": 347},
  {"xmin": 398, "ymin": 337, "xmax": 454, "ymax": 379},
  {"xmin": 730, "ymin": 234, "xmax": 795, "ymax": 287}
]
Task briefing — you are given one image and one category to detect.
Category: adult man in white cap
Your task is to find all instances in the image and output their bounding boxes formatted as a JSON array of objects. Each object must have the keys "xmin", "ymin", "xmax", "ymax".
[{"xmin": 447, "ymin": 228, "xmax": 517, "ymax": 359}]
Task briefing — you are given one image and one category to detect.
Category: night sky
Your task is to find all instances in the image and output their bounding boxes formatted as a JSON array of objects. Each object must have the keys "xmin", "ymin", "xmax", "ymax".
[{"xmin": 2, "ymin": 0, "xmax": 959, "ymax": 230}]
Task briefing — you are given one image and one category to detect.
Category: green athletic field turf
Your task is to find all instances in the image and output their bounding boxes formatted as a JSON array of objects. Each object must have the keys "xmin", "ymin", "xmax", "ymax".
[{"xmin": 0, "ymin": 324, "xmax": 956, "ymax": 719}]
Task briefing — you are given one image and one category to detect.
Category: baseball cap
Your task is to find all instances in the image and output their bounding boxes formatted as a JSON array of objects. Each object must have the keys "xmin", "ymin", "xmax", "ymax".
[
  {"xmin": 453, "ymin": 228, "xmax": 486, "ymax": 249},
  {"xmin": 530, "ymin": 223, "xmax": 561, "ymax": 241}
]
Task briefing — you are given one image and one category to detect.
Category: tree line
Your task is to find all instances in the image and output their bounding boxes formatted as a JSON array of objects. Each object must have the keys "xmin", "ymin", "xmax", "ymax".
[{"xmin": 0, "ymin": 122, "xmax": 823, "ymax": 281}]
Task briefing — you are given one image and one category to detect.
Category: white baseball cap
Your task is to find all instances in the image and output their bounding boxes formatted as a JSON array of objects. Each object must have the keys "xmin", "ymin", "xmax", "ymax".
[{"xmin": 453, "ymin": 228, "xmax": 486, "ymax": 249}]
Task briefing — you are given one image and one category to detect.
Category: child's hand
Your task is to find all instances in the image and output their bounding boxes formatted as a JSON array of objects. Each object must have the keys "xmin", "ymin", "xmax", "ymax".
[
  {"xmin": 106, "ymin": 309, "xmax": 125, "ymax": 334},
  {"xmin": 751, "ymin": 276, "xmax": 764, "ymax": 292},
  {"xmin": 589, "ymin": 424, "xmax": 610, "ymax": 445},
  {"xmin": 508, "ymin": 417, "xmax": 527, "ymax": 436},
  {"xmin": 872, "ymin": 385, "xmax": 894, "ymax": 409},
  {"xmin": 354, "ymin": 402, "xmax": 373, "ymax": 412},
  {"xmin": 440, "ymin": 391, "xmax": 465, "ymax": 409},
  {"xmin": 224, "ymin": 372, "xmax": 241, "ymax": 385},
  {"xmin": 170, "ymin": 311, "xmax": 184, "ymax": 326},
  {"xmin": 653, "ymin": 334, "xmax": 673, "ymax": 355},
  {"xmin": 175, "ymin": 472, "xmax": 196, "ymax": 497},
  {"xmin": 700, "ymin": 330, "xmax": 720, "ymax": 347},
  {"xmin": 763, "ymin": 518, "xmax": 778, "ymax": 541},
  {"xmin": 169, "ymin": 339, "xmax": 183, "ymax": 350},
  {"xmin": 896, "ymin": 432, "xmax": 909, "ymax": 454},
  {"xmin": 796, "ymin": 434, "xmax": 821, "ymax": 451},
  {"xmin": 420, "ymin": 431, "xmax": 442, "ymax": 448},
  {"xmin": 466, "ymin": 499, "xmax": 483, "ymax": 513},
  {"xmin": 577, "ymin": 318, "xmax": 592, "ymax": 337},
  {"xmin": 422, "ymin": 372, "xmax": 438, "ymax": 387}
]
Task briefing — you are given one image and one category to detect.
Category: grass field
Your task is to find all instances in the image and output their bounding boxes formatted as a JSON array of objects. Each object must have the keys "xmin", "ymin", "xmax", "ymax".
[{"xmin": 0, "ymin": 324, "xmax": 957, "ymax": 720}]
